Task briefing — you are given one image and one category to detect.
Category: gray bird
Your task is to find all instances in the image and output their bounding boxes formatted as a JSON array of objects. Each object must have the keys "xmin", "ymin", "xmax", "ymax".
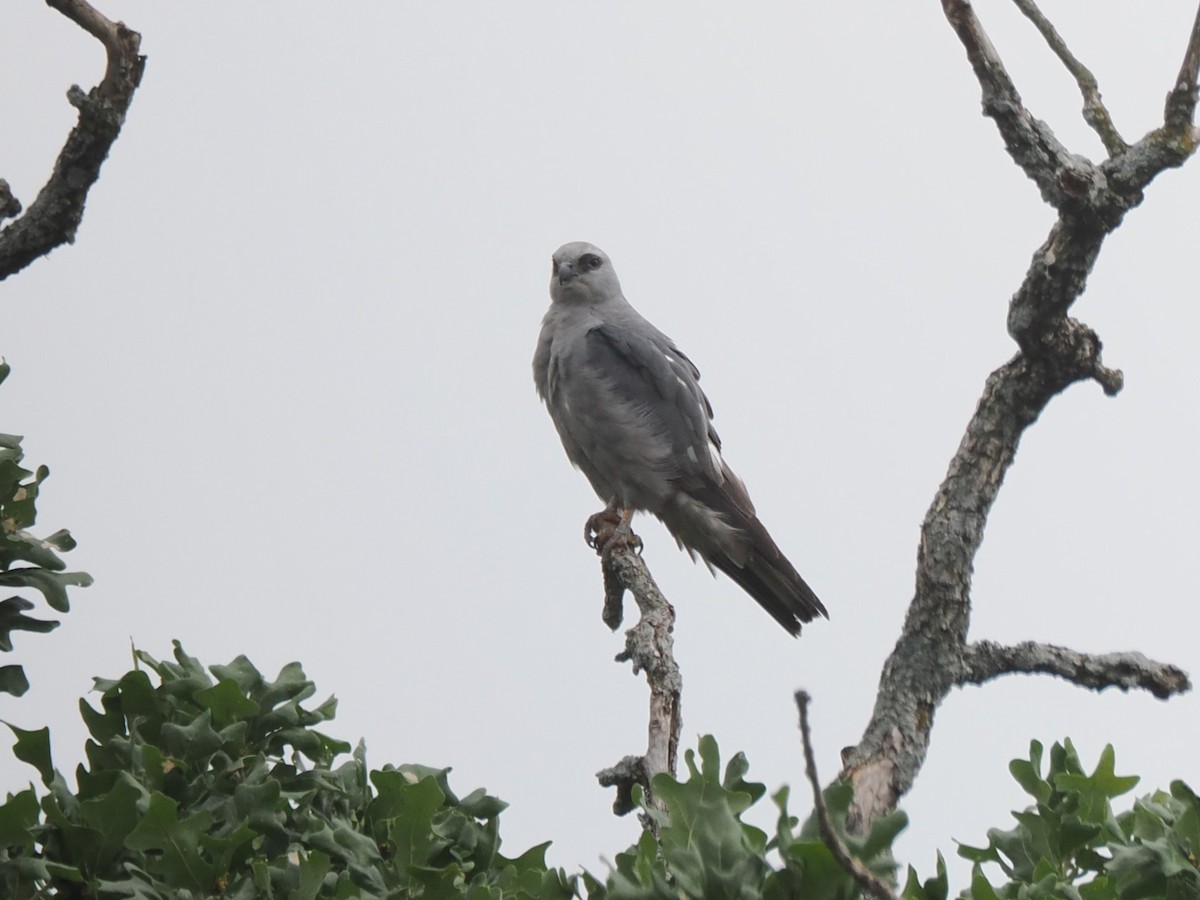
[{"xmin": 533, "ymin": 241, "xmax": 827, "ymax": 635}]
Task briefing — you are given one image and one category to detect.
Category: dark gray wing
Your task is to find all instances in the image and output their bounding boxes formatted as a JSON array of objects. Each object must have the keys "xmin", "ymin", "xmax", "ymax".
[
  {"xmin": 584, "ymin": 323, "xmax": 727, "ymax": 489},
  {"xmin": 585, "ymin": 323, "xmax": 826, "ymax": 635}
]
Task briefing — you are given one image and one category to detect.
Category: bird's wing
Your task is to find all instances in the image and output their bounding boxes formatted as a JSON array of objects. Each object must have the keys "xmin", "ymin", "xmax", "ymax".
[
  {"xmin": 583, "ymin": 323, "xmax": 742, "ymax": 495},
  {"xmin": 586, "ymin": 323, "xmax": 826, "ymax": 634}
]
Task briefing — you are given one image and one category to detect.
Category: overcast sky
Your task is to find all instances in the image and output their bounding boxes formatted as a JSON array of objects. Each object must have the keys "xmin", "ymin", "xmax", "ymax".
[{"xmin": 2, "ymin": 0, "xmax": 1198, "ymax": 886}]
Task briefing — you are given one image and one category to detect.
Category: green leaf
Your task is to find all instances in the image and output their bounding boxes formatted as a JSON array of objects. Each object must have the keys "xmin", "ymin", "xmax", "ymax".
[
  {"xmin": 862, "ymin": 808, "xmax": 909, "ymax": 859},
  {"xmin": 0, "ymin": 663, "xmax": 30, "ymax": 696},
  {"xmin": 957, "ymin": 841, "xmax": 1002, "ymax": 865},
  {"xmin": 78, "ymin": 772, "xmax": 147, "ymax": 871},
  {"xmin": 41, "ymin": 787, "xmax": 105, "ymax": 872},
  {"xmin": 259, "ymin": 661, "xmax": 317, "ymax": 710},
  {"xmin": 78, "ymin": 696, "xmax": 124, "ymax": 743},
  {"xmin": 0, "ymin": 786, "xmax": 40, "ymax": 847},
  {"xmin": 208, "ymin": 655, "xmax": 265, "ymax": 694},
  {"xmin": 297, "ymin": 849, "xmax": 332, "ymax": 900},
  {"xmin": 908, "ymin": 852, "xmax": 949, "ymax": 900},
  {"xmin": 368, "ymin": 768, "xmax": 445, "ymax": 875},
  {"xmin": 1055, "ymin": 744, "xmax": 1140, "ymax": 811},
  {"xmin": 124, "ymin": 792, "xmax": 217, "ymax": 893},
  {"xmin": 1011, "ymin": 753, "xmax": 1052, "ymax": 804},
  {"xmin": 194, "ymin": 679, "xmax": 260, "ymax": 730},
  {"xmin": 970, "ymin": 864, "xmax": 1002, "ymax": 900},
  {"xmin": 458, "ymin": 786, "xmax": 507, "ymax": 819},
  {"xmin": 0, "ymin": 568, "xmax": 91, "ymax": 613},
  {"xmin": 7, "ymin": 723, "xmax": 54, "ymax": 785},
  {"xmin": 0, "ymin": 595, "xmax": 59, "ymax": 651},
  {"xmin": 651, "ymin": 736, "xmax": 768, "ymax": 898}
]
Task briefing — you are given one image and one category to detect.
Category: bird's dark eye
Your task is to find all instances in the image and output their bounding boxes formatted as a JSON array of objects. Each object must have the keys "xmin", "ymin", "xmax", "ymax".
[{"xmin": 580, "ymin": 254, "xmax": 603, "ymax": 271}]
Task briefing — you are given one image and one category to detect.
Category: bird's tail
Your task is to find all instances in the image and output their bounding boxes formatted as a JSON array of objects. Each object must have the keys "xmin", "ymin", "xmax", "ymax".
[
  {"xmin": 663, "ymin": 484, "xmax": 827, "ymax": 636},
  {"xmin": 709, "ymin": 514, "xmax": 827, "ymax": 636}
]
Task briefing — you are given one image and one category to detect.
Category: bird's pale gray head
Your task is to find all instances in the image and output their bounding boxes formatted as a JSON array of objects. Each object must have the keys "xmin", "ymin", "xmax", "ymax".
[{"xmin": 550, "ymin": 241, "xmax": 623, "ymax": 306}]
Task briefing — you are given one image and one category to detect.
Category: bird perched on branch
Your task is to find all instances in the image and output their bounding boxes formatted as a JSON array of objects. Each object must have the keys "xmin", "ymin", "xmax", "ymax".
[{"xmin": 533, "ymin": 241, "xmax": 827, "ymax": 635}]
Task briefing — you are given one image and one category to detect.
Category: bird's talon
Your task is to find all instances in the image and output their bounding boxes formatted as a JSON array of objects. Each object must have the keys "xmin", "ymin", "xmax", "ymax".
[{"xmin": 586, "ymin": 508, "xmax": 625, "ymax": 553}]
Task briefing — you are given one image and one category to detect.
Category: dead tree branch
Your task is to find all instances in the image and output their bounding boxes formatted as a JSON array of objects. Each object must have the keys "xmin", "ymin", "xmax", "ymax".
[
  {"xmin": 1166, "ymin": 3, "xmax": 1200, "ymax": 134},
  {"xmin": 1011, "ymin": 0, "xmax": 1127, "ymax": 155},
  {"xmin": 0, "ymin": 0, "xmax": 145, "ymax": 281},
  {"xmin": 590, "ymin": 517, "xmax": 682, "ymax": 819},
  {"xmin": 841, "ymin": 0, "xmax": 1198, "ymax": 832},
  {"xmin": 795, "ymin": 692, "xmax": 897, "ymax": 900},
  {"xmin": 962, "ymin": 641, "xmax": 1190, "ymax": 699}
]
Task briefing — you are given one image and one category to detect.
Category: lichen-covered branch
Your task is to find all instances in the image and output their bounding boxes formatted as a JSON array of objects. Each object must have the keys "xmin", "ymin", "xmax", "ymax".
[
  {"xmin": 0, "ymin": 181, "xmax": 22, "ymax": 223},
  {"xmin": 940, "ymin": 0, "xmax": 1077, "ymax": 208},
  {"xmin": 1011, "ymin": 0, "xmax": 1127, "ymax": 155},
  {"xmin": 961, "ymin": 641, "xmax": 1191, "ymax": 699},
  {"xmin": 1166, "ymin": 2, "xmax": 1200, "ymax": 133},
  {"xmin": 590, "ymin": 517, "xmax": 682, "ymax": 818},
  {"xmin": 0, "ymin": 0, "xmax": 144, "ymax": 281},
  {"xmin": 841, "ymin": 0, "xmax": 1198, "ymax": 833}
]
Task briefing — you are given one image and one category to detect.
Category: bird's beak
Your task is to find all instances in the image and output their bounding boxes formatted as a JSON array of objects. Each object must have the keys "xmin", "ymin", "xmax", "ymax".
[{"xmin": 556, "ymin": 262, "xmax": 578, "ymax": 285}]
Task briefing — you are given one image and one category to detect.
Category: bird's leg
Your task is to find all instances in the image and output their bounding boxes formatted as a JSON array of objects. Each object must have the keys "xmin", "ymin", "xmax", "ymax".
[
  {"xmin": 587, "ymin": 505, "xmax": 644, "ymax": 632},
  {"xmin": 610, "ymin": 507, "xmax": 638, "ymax": 548},
  {"xmin": 587, "ymin": 504, "xmax": 642, "ymax": 558},
  {"xmin": 585, "ymin": 501, "xmax": 623, "ymax": 550}
]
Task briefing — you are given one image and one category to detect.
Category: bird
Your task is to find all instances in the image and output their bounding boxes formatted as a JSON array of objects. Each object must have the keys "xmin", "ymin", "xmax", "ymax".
[{"xmin": 532, "ymin": 241, "xmax": 827, "ymax": 635}]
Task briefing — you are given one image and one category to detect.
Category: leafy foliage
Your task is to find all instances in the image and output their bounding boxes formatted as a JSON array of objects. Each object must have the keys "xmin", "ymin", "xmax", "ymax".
[
  {"xmin": 5, "ymin": 645, "xmax": 1197, "ymax": 900},
  {"xmin": 0, "ymin": 360, "xmax": 92, "ymax": 696},
  {"xmin": 903, "ymin": 739, "xmax": 1200, "ymax": 900},
  {"xmin": 584, "ymin": 734, "xmax": 905, "ymax": 900},
  {"xmin": 0, "ymin": 643, "xmax": 576, "ymax": 899}
]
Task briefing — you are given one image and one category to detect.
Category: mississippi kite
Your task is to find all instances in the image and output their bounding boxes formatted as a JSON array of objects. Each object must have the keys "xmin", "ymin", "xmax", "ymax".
[{"xmin": 533, "ymin": 241, "xmax": 827, "ymax": 635}]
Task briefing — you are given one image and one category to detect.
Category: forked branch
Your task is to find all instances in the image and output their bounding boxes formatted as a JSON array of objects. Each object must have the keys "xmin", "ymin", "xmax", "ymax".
[
  {"xmin": 1166, "ymin": 2, "xmax": 1200, "ymax": 133},
  {"xmin": 842, "ymin": 0, "xmax": 1198, "ymax": 832}
]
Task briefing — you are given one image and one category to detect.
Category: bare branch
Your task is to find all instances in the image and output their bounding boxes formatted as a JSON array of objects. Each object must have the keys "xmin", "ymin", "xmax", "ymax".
[
  {"xmin": 45, "ymin": 0, "xmax": 141, "ymax": 101},
  {"xmin": 1104, "ymin": 7, "xmax": 1200, "ymax": 196},
  {"xmin": 589, "ymin": 516, "xmax": 682, "ymax": 818},
  {"xmin": 940, "ymin": 0, "xmax": 1079, "ymax": 208},
  {"xmin": 841, "ymin": 0, "xmax": 1198, "ymax": 834},
  {"xmin": 0, "ymin": 0, "xmax": 144, "ymax": 281},
  {"xmin": 842, "ymin": 347, "xmax": 1105, "ymax": 829},
  {"xmin": 1011, "ymin": 0, "xmax": 1127, "ymax": 155},
  {"xmin": 0, "ymin": 182, "xmax": 22, "ymax": 223},
  {"xmin": 795, "ymin": 692, "xmax": 897, "ymax": 900},
  {"xmin": 1166, "ymin": 2, "xmax": 1200, "ymax": 133},
  {"xmin": 962, "ymin": 641, "xmax": 1190, "ymax": 699}
]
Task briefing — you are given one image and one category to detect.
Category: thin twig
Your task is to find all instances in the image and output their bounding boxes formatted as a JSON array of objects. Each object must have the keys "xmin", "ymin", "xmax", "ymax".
[
  {"xmin": 795, "ymin": 691, "xmax": 897, "ymax": 900},
  {"xmin": 1166, "ymin": 1, "xmax": 1200, "ymax": 133},
  {"xmin": 1011, "ymin": 0, "xmax": 1127, "ymax": 155}
]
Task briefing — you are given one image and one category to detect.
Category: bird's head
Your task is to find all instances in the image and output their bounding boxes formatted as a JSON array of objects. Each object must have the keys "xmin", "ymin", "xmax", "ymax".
[{"xmin": 550, "ymin": 242, "xmax": 623, "ymax": 306}]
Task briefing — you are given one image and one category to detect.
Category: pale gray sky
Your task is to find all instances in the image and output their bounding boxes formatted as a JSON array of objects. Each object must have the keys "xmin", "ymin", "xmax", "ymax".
[{"xmin": 2, "ymin": 1, "xmax": 1197, "ymax": 885}]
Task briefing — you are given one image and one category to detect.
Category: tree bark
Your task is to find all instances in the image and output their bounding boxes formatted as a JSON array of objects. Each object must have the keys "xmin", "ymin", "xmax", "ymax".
[
  {"xmin": 840, "ymin": 0, "xmax": 1200, "ymax": 832},
  {"xmin": 0, "ymin": 0, "xmax": 144, "ymax": 281},
  {"xmin": 590, "ymin": 518, "xmax": 682, "ymax": 820}
]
